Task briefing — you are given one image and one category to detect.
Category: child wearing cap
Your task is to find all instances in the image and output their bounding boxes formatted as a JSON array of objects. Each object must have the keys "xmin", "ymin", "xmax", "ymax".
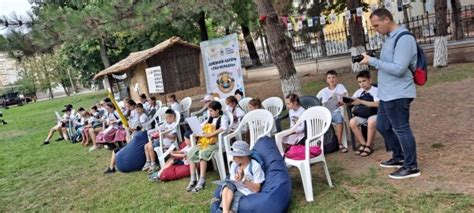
[
  {"xmin": 42, "ymin": 106, "xmax": 73, "ymax": 145},
  {"xmin": 217, "ymin": 140, "xmax": 265, "ymax": 213}
]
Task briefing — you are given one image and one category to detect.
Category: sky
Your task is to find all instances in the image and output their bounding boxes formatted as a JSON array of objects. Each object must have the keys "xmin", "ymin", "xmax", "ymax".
[{"xmin": 0, "ymin": 0, "xmax": 33, "ymax": 35}]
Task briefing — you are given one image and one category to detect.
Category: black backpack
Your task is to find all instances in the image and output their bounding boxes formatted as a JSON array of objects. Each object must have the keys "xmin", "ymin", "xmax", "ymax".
[{"xmin": 352, "ymin": 92, "xmax": 377, "ymax": 118}]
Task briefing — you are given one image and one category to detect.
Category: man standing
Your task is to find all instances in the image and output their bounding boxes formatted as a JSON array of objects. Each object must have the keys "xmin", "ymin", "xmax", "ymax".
[{"xmin": 360, "ymin": 8, "xmax": 420, "ymax": 179}]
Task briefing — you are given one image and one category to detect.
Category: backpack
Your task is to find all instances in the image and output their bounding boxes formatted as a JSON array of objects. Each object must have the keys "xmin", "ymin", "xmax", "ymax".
[
  {"xmin": 352, "ymin": 92, "xmax": 378, "ymax": 118},
  {"xmin": 323, "ymin": 125, "xmax": 339, "ymax": 154},
  {"xmin": 394, "ymin": 31, "xmax": 428, "ymax": 86}
]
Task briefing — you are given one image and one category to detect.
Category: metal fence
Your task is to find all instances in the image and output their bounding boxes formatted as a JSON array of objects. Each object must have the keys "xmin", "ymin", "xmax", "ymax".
[{"xmin": 241, "ymin": 5, "xmax": 474, "ymax": 66}]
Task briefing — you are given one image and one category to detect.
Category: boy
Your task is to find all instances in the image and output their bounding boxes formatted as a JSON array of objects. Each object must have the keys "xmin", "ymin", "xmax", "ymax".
[
  {"xmin": 217, "ymin": 141, "xmax": 265, "ymax": 213},
  {"xmin": 316, "ymin": 70, "xmax": 348, "ymax": 152},
  {"xmin": 143, "ymin": 109, "xmax": 178, "ymax": 172},
  {"xmin": 42, "ymin": 106, "xmax": 73, "ymax": 145},
  {"xmin": 349, "ymin": 70, "xmax": 379, "ymax": 157}
]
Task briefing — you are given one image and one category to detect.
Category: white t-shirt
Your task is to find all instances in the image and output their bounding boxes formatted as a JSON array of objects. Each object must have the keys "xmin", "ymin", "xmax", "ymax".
[
  {"xmin": 226, "ymin": 106, "xmax": 246, "ymax": 130},
  {"xmin": 170, "ymin": 102, "xmax": 181, "ymax": 113},
  {"xmin": 142, "ymin": 101, "xmax": 151, "ymax": 112},
  {"xmin": 230, "ymin": 159, "xmax": 266, "ymax": 196},
  {"xmin": 128, "ymin": 109, "xmax": 140, "ymax": 129},
  {"xmin": 289, "ymin": 106, "xmax": 305, "ymax": 133},
  {"xmin": 159, "ymin": 121, "xmax": 177, "ymax": 148},
  {"xmin": 352, "ymin": 86, "xmax": 380, "ymax": 102},
  {"xmin": 138, "ymin": 113, "xmax": 150, "ymax": 130},
  {"xmin": 316, "ymin": 84, "xmax": 348, "ymax": 104},
  {"xmin": 201, "ymin": 115, "xmax": 228, "ymax": 132}
]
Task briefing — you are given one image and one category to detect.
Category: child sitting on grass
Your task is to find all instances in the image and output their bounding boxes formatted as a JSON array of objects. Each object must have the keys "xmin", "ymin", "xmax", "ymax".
[
  {"xmin": 214, "ymin": 140, "xmax": 265, "ymax": 213},
  {"xmin": 143, "ymin": 109, "xmax": 177, "ymax": 172}
]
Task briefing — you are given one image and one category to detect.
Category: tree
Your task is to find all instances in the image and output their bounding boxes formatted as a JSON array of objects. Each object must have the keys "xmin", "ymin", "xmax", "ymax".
[
  {"xmin": 231, "ymin": 0, "xmax": 261, "ymax": 67},
  {"xmin": 254, "ymin": 0, "xmax": 301, "ymax": 96},
  {"xmin": 433, "ymin": 0, "xmax": 448, "ymax": 67},
  {"xmin": 450, "ymin": 0, "xmax": 463, "ymax": 40}
]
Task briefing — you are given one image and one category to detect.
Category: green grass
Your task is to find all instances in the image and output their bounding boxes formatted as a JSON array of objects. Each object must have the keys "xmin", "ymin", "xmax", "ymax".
[{"xmin": 1, "ymin": 63, "xmax": 474, "ymax": 211}]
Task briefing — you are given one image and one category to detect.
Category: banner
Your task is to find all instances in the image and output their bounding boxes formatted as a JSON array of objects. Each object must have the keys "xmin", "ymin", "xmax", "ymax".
[
  {"xmin": 200, "ymin": 34, "xmax": 245, "ymax": 99},
  {"xmin": 145, "ymin": 66, "xmax": 164, "ymax": 94}
]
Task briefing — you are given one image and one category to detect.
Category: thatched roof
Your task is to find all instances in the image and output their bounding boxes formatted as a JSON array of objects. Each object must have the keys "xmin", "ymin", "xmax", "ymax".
[{"xmin": 93, "ymin": 36, "xmax": 199, "ymax": 80}]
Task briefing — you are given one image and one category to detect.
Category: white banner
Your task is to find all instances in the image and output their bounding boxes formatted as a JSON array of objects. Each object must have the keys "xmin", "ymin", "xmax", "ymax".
[
  {"xmin": 145, "ymin": 66, "xmax": 164, "ymax": 94},
  {"xmin": 200, "ymin": 34, "xmax": 245, "ymax": 99}
]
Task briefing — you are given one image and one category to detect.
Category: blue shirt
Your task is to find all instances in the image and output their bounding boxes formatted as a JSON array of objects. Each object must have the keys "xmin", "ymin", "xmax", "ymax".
[{"xmin": 368, "ymin": 26, "xmax": 417, "ymax": 101}]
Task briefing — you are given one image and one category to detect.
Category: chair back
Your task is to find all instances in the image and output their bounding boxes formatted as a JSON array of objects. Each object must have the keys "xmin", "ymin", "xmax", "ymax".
[
  {"xmin": 156, "ymin": 100, "xmax": 162, "ymax": 109},
  {"xmin": 300, "ymin": 96, "xmax": 322, "ymax": 109},
  {"xmin": 155, "ymin": 107, "xmax": 169, "ymax": 124},
  {"xmin": 238, "ymin": 97, "xmax": 253, "ymax": 113},
  {"xmin": 294, "ymin": 106, "xmax": 331, "ymax": 156},
  {"xmin": 179, "ymin": 97, "xmax": 192, "ymax": 117},
  {"xmin": 240, "ymin": 109, "xmax": 273, "ymax": 148},
  {"xmin": 262, "ymin": 97, "xmax": 284, "ymax": 117}
]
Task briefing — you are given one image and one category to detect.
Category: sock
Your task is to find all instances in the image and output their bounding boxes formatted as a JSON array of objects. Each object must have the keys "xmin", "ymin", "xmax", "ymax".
[
  {"xmin": 150, "ymin": 161, "xmax": 156, "ymax": 166},
  {"xmin": 190, "ymin": 174, "xmax": 196, "ymax": 182},
  {"xmin": 198, "ymin": 176, "xmax": 206, "ymax": 185}
]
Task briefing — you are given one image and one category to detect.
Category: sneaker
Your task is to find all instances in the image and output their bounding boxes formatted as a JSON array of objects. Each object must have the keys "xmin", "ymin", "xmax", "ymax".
[
  {"xmin": 148, "ymin": 172, "xmax": 160, "ymax": 182},
  {"xmin": 142, "ymin": 162, "xmax": 151, "ymax": 171},
  {"xmin": 186, "ymin": 181, "xmax": 197, "ymax": 192},
  {"xmin": 89, "ymin": 145, "xmax": 98, "ymax": 152},
  {"xmin": 55, "ymin": 137, "xmax": 65, "ymax": 142},
  {"xmin": 191, "ymin": 182, "xmax": 206, "ymax": 193},
  {"xmin": 104, "ymin": 167, "xmax": 116, "ymax": 174},
  {"xmin": 380, "ymin": 159, "xmax": 404, "ymax": 168},
  {"xmin": 148, "ymin": 164, "xmax": 159, "ymax": 173},
  {"xmin": 389, "ymin": 167, "xmax": 420, "ymax": 179},
  {"xmin": 41, "ymin": 141, "xmax": 50, "ymax": 145}
]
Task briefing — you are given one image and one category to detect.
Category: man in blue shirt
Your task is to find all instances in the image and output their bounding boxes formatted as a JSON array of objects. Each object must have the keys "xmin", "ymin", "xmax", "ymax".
[{"xmin": 360, "ymin": 8, "xmax": 420, "ymax": 179}]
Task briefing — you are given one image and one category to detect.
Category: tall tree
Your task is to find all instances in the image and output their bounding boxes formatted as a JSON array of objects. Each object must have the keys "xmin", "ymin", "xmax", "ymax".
[
  {"xmin": 254, "ymin": 0, "xmax": 301, "ymax": 96},
  {"xmin": 433, "ymin": 0, "xmax": 448, "ymax": 67},
  {"xmin": 450, "ymin": 0, "xmax": 463, "ymax": 40}
]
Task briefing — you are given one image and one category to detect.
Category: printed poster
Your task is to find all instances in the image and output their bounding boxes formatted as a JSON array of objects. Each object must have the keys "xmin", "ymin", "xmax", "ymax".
[{"xmin": 200, "ymin": 34, "xmax": 245, "ymax": 99}]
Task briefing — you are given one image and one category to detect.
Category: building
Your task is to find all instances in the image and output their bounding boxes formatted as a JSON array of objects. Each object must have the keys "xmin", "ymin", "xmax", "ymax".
[
  {"xmin": 0, "ymin": 52, "xmax": 19, "ymax": 87},
  {"xmin": 93, "ymin": 37, "xmax": 203, "ymax": 101}
]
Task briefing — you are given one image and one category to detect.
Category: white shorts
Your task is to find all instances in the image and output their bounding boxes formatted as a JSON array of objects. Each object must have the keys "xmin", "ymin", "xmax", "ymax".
[{"xmin": 353, "ymin": 115, "xmax": 377, "ymax": 126}]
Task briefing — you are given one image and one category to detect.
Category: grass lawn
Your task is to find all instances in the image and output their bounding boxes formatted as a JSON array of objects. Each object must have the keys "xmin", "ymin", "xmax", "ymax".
[{"xmin": 1, "ymin": 63, "xmax": 474, "ymax": 211}]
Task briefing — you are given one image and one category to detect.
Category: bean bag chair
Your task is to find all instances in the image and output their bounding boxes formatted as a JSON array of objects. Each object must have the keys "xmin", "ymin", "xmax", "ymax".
[
  {"xmin": 115, "ymin": 131, "xmax": 148, "ymax": 172},
  {"xmin": 160, "ymin": 142, "xmax": 191, "ymax": 181},
  {"xmin": 210, "ymin": 136, "xmax": 292, "ymax": 213}
]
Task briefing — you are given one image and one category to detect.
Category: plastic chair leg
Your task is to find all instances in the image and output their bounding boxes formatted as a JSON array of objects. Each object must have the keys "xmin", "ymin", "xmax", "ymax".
[
  {"xmin": 300, "ymin": 162, "xmax": 314, "ymax": 202},
  {"xmin": 322, "ymin": 160, "xmax": 333, "ymax": 187}
]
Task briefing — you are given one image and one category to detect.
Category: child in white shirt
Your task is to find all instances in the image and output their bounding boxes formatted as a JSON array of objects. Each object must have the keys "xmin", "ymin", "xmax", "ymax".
[
  {"xmin": 167, "ymin": 94, "xmax": 181, "ymax": 114},
  {"xmin": 217, "ymin": 140, "xmax": 265, "ymax": 213},
  {"xmin": 316, "ymin": 70, "xmax": 348, "ymax": 153},
  {"xmin": 282, "ymin": 94, "xmax": 306, "ymax": 149},
  {"xmin": 143, "ymin": 109, "xmax": 177, "ymax": 172},
  {"xmin": 225, "ymin": 95, "xmax": 245, "ymax": 131}
]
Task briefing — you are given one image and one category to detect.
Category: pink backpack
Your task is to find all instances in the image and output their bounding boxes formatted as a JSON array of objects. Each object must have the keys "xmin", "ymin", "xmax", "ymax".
[{"xmin": 285, "ymin": 145, "xmax": 322, "ymax": 160}]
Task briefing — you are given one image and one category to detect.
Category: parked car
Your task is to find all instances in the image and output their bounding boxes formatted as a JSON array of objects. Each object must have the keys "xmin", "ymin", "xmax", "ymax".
[{"xmin": 0, "ymin": 92, "xmax": 26, "ymax": 108}]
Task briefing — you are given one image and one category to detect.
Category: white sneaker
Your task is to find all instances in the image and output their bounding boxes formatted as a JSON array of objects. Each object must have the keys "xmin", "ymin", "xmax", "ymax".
[
  {"xmin": 89, "ymin": 145, "xmax": 98, "ymax": 152},
  {"xmin": 142, "ymin": 162, "xmax": 151, "ymax": 171}
]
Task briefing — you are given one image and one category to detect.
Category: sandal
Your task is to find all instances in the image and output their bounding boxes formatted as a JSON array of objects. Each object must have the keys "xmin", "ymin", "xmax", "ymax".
[
  {"xmin": 355, "ymin": 145, "xmax": 366, "ymax": 155},
  {"xmin": 339, "ymin": 144, "xmax": 348, "ymax": 153},
  {"xmin": 186, "ymin": 181, "xmax": 197, "ymax": 192},
  {"xmin": 360, "ymin": 146, "xmax": 373, "ymax": 157},
  {"xmin": 191, "ymin": 182, "xmax": 206, "ymax": 192}
]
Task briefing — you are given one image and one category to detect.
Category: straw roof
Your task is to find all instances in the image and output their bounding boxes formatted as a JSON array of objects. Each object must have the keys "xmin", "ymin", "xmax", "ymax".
[{"xmin": 93, "ymin": 36, "xmax": 199, "ymax": 80}]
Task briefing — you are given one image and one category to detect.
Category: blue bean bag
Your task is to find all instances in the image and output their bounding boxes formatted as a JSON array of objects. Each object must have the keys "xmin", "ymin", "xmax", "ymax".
[
  {"xmin": 115, "ymin": 131, "xmax": 148, "ymax": 173},
  {"xmin": 210, "ymin": 136, "xmax": 292, "ymax": 213}
]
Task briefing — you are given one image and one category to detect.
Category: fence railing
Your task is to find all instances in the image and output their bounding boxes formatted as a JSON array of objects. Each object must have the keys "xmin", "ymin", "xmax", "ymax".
[{"xmin": 240, "ymin": 5, "xmax": 474, "ymax": 66}]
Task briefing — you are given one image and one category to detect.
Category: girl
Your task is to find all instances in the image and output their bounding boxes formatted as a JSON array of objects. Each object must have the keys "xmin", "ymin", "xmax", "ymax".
[
  {"xmin": 186, "ymin": 101, "xmax": 228, "ymax": 192},
  {"xmin": 247, "ymin": 98, "xmax": 262, "ymax": 111},
  {"xmin": 225, "ymin": 96, "xmax": 245, "ymax": 131},
  {"xmin": 234, "ymin": 89, "xmax": 243, "ymax": 102},
  {"xmin": 282, "ymin": 94, "xmax": 306, "ymax": 150},
  {"xmin": 167, "ymin": 94, "xmax": 181, "ymax": 113},
  {"xmin": 90, "ymin": 103, "xmax": 126, "ymax": 151}
]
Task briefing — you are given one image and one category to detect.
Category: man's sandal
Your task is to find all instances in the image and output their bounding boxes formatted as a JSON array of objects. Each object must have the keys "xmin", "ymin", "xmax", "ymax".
[
  {"xmin": 339, "ymin": 144, "xmax": 348, "ymax": 153},
  {"xmin": 360, "ymin": 146, "xmax": 373, "ymax": 157},
  {"xmin": 355, "ymin": 145, "xmax": 366, "ymax": 155}
]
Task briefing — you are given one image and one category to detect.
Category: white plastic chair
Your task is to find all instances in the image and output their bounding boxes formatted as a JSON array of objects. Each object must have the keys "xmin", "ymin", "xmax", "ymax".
[
  {"xmin": 223, "ymin": 109, "xmax": 273, "ymax": 170},
  {"xmin": 262, "ymin": 97, "xmax": 284, "ymax": 133},
  {"xmin": 275, "ymin": 106, "xmax": 333, "ymax": 202},
  {"xmin": 238, "ymin": 97, "xmax": 253, "ymax": 113},
  {"xmin": 190, "ymin": 110, "xmax": 233, "ymax": 180},
  {"xmin": 153, "ymin": 112, "xmax": 181, "ymax": 168},
  {"xmin": 179, "ymin": 97, "xmax": 192, "ymax": 118},
  {"xmin": 156, "ymin": 100, "xmax": 162, "ymax": 109},
  {"xmin": 142, "ymin": 107, "xmax": 169, "ymax": 130}
]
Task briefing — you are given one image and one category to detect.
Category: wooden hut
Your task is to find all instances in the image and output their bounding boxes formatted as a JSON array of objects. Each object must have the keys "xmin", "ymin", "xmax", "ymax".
[{"xmin": 93, "ymin": 36, "xmax": 204, "ymax": 101}]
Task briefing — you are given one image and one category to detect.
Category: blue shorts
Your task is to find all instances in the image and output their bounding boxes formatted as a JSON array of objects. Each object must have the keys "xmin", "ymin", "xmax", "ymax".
[{"xmin": 331, "ymin": 111, "xmax": 344, "ymax": 124}]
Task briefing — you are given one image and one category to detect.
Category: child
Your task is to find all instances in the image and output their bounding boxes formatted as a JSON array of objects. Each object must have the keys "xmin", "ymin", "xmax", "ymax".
[
  {"xmin": 192, "ymin": 94, "xmax": 214, "ymax": 119},
  {"xmin": 186, "ymin": 101, "xmax": 228, "ymax": 192},
  {"xmin": 167, "ymin": 94, "xmax": 181, "ymax": 113},
  {"xmin": 90, "ymin": 103, "xmax": 124, "ymax": 151},
  {"xmin": 281, "ymin": 94, "xmax": 306, "ymax": 149},
  {"xmin": 140, "ymin": 93, "xmax": 151, "ymax": 112},
  {"xmin": 148, "ymin": 131, "xmax": 192, "ymax": 181},
  {"xmin": 247, "ymin": 98, "xmax": 262, "ymax": 111},
  {"xmin": 42, "ymin": 106, "xmax": 73, "ymax": 145},
  {"xmin": 349, "ymin": 71, "xmax": 379, "ymax": 157},
  {"xmin": 143, "ymin": 109, "xmax": 178, "ymax": 172},
  {"xmin": 216, "ymin": 140, "xmax": 265, "ymax": 213},
  {"xmin": 225, "ymin": 96, "xmax": 245, "ymax": 131},
  {"xmin": 147, "ymin": 96, "xmax": 158, "ymax": 117},
  {"xmin": 316, "ymin": 70, "xmax": 349, "ymax": 153},
  {"xmin": 234, "ymin": 89, "xmax": 244, "ymax": 102}
]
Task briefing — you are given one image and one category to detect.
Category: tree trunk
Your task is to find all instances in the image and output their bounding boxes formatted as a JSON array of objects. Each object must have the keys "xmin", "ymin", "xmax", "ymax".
[
  {"xmin": 241, "ymin": 24, "xmax": 262, "ymax": 67},
  {"xmin": 67, "ymin": 68, "xmax": 77, "ymax": 94},
  {"xmin": 348, "ymin": 0, "xmax": 368, "ymax": 72},
  {"xmin": 39, "ymin": 55, "xmax": 54, "ymax": 99},
  {"xmin": 198, "ymin": 11, "xmax": 209, "ymax": 41},
  {"xmin": 451, "ymin": 0, "xmax": 463, "ymax": 40},
  {"xmin": 254, "ymin": 0, "xmax": 301, "ymax": 96},
  {"xmin": 99, "ymin": 37, "xmax": 111, "ymax": 68},
  {"xmin": 434, "ymin": 0, "xmax": 448, "ymax": 67}
]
